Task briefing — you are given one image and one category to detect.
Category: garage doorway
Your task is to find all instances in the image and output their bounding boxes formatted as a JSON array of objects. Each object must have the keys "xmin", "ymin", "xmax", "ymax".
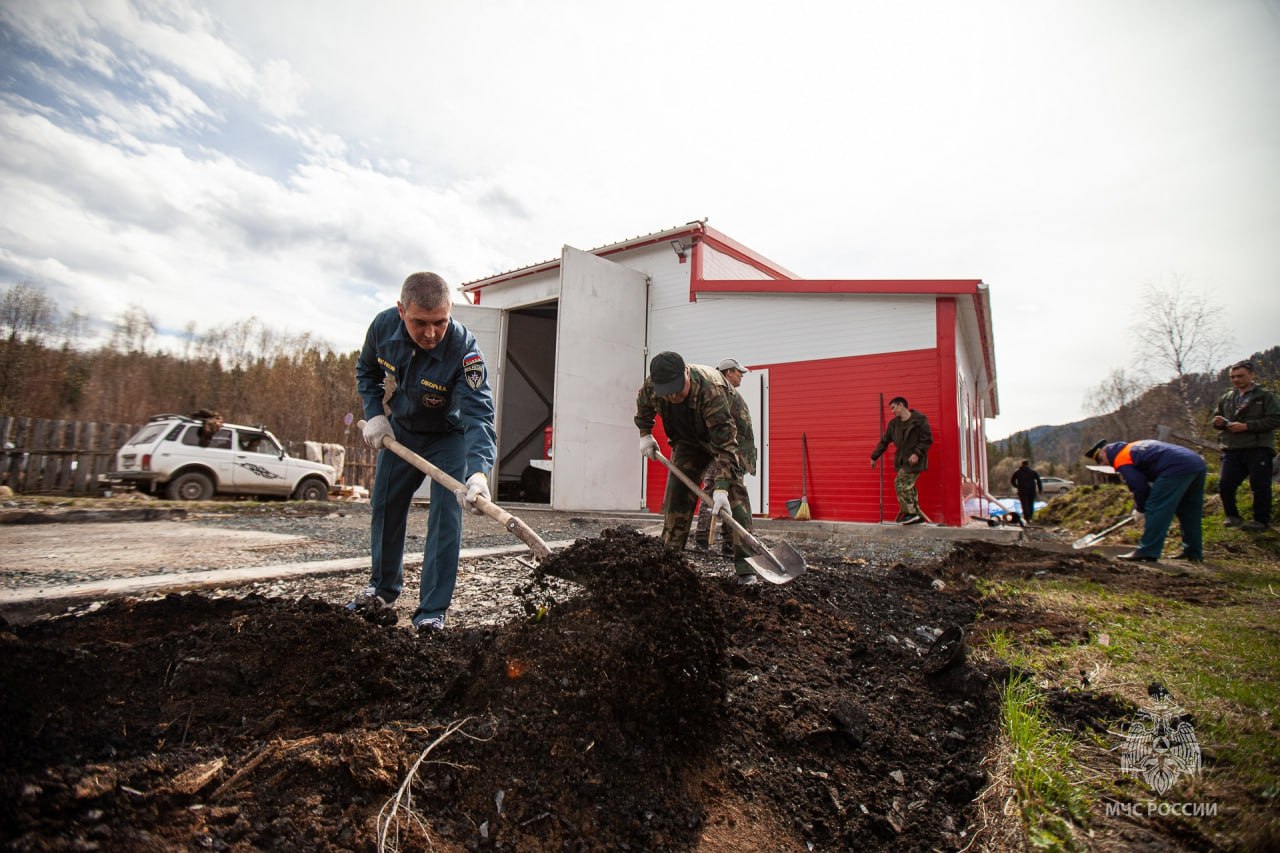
[{"xmin": 496, "ymin": 302, "xmax": 557, "ymax": 504}]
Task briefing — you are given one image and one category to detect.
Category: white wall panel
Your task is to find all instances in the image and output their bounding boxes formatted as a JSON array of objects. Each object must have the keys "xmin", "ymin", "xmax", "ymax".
[
  {"xmin": 472, "ymin": 270, "xmax": 560, "ymax": 310},
  {"xmin": 701, "ymin": 245, "xmax": 776, "ymax": 280},
  {"xmin": 648, "ymin": 293, "xmax": 936, "ymax": 369}
]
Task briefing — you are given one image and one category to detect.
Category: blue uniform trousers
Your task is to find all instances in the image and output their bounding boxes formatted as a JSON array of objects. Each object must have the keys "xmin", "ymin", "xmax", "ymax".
[
  {"xmin": 1133, "ymin": 471, "xmax": 1205, "ymax": 560},
  {"xmin": 369, "ymin": 429, "xmax": 464, "ymax": 623}
]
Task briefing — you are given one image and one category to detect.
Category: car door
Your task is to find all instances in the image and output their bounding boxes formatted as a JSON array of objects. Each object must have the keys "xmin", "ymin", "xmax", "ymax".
[
  {"xmin": 167, "ymin": 424, "xmax": 236, "ymax": 486},
  {"xmin": 230, "ymin": 429, "xmax": 292, "ymax": 495}
]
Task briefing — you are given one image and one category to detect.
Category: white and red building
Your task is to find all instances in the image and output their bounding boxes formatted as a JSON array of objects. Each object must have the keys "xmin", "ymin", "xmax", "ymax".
[{"xmin": 457, "ymin": 220, "xmax": 999, "ymax": 526}]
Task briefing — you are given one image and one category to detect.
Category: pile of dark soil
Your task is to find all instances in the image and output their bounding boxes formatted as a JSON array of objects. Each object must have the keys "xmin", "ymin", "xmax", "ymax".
[{"xmin": 1, "ymin": 527, "xmax": 1002, "ymax": 851}]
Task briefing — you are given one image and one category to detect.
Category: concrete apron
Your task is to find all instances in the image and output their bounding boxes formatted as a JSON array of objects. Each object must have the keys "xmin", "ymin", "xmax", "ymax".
[{"xmin": 0, "ymin": 541, "xmax": 580, "ymax": 608}]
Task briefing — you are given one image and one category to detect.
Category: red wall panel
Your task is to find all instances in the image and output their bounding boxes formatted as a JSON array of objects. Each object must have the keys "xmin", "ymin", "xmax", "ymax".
[
  {"xmin": 764, "ymin": 349, "xmax": 948, "ymax": 523},
  {"xmin": 642, "ymin": 347, "xmax": 955, "ymax": 523}
]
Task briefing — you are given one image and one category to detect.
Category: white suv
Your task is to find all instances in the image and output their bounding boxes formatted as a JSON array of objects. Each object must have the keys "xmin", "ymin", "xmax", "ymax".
[{"xmin": 110, "ymin": 414, "xmax": 336, "ymax": 501}]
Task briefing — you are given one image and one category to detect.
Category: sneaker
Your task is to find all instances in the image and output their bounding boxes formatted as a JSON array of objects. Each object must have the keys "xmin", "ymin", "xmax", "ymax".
[
  {"xmin": 1116, "ymin": 551, "xmax": 1159, "ymax": 562},
  {"xmin": 1242, "ymin": 520, "xmax": 1268, "ymax": 532},
  {"xmin": 736, "ymin": 574, "xmax": 760, "ymax": 586},
  {"xmin": 414, "ymin": 615, "xmax": 446, "ymax": 634},
  {"xmin": 1223, "ymin": 515, "xmax": 1244, "ymax": 528},
  {"xmin": 346, "ymin": 587, "xmax": 396, "ymax": 625},
  {"xmin": 901, "ymin": 514, "xmax": 925, "ymax": 525},
  {"xmin": 1174, "ymin": 551, "xmax": 1204, "ymax": 562}
]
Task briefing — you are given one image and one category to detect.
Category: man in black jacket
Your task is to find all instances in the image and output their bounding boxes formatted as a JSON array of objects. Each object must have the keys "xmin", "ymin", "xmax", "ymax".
[
  {"xmin": 1212, "ymin": 359, "xmax": 1280, "ymax": 531},
  {"xmin": 870, "ymin": 396, "xmax": 932, "ymax": 525},
  {"xmin": 1010, "ymin": 460, "xmax": 1043, "ymax": 523}
]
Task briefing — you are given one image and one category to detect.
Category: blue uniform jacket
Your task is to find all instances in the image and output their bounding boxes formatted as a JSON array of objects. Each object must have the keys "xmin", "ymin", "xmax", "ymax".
[
  {"xmin": 356, "ymin": 307, "xmax": 497, "ymax": 480},
  {"xmin": 1101, "ymin": 440, "xmax": 1206, "ymax": 512}
]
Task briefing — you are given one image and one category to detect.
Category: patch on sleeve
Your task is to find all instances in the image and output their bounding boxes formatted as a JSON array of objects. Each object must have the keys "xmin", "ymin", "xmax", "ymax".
[{"xmin": 463, "ymin": 352, "xmax": 486, "ymax": 391}]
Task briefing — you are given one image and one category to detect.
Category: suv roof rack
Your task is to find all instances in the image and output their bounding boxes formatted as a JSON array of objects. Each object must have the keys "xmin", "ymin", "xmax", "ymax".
[{"xmin": 146, "ymin": 413, "xmax": 199, "ymax": 423}]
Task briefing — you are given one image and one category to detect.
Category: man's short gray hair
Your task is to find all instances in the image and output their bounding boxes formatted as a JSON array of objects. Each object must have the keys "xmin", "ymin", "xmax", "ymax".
[{"xmin": 400, "ymin": 272, "xmax": 452, "ymax": 311}]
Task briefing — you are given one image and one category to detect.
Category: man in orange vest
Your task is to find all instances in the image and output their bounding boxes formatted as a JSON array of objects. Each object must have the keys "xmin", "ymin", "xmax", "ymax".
[{"xmin": 1086, "ymin": 439, "xmax": 1206, "ymax": 562}]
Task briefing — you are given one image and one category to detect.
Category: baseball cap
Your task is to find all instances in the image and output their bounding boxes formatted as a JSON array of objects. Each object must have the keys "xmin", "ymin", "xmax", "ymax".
[
  {"xmin": 650, "ymin": 351, "xmax": 687, "ymax": 397},
  {"xmin": 1084, "ymin": 439, "xmax": 1108, "ymax": 459},
  {"xmin": 717, "ymin": 357, "xmax": 749, "ymax": 374}
]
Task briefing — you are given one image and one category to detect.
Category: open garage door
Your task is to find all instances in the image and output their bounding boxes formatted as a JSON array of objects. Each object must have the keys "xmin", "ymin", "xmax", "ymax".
[
  {"xmin": 413, "ymin": 302, "xmax": 504, "ymax": 499},
  {"xmin": 452, "ymin": 302, "xmax": 505, "ymax": 413},
  {"xmin": 551, "ymin": 247, "xmax": 648, "ymax": 510}
]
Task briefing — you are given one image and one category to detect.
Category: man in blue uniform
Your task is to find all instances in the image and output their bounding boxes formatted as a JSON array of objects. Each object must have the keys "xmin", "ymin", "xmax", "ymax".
[
  {"xmin": 1086, "ymin": 438, "xmax": 1206, "ymax": 563},
  {"xmin": 349, "ymin": 272, "xmax": 497, "ymax": 633}
]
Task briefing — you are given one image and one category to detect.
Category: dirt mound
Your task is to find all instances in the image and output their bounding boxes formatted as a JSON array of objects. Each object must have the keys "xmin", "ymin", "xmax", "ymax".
[{"xmin": 1, "ymin": 527, "xmax": 1005, "ymax": 851}]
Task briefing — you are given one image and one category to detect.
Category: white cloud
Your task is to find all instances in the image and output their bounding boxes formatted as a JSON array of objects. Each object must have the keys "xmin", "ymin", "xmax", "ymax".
[{"xmin": 0, "ymin": 0, "xmax": 1277, "ymax": 439}]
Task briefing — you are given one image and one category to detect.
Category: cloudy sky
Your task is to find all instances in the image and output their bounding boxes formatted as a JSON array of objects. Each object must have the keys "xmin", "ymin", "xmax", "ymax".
[{"xmin": 2, "ymin": 0, "xmax": 1277, "ymax": 439}]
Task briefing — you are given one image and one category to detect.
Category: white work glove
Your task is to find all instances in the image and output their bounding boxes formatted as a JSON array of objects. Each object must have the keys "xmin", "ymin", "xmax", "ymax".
[
  {"xmin": 362, "ymin": 415, "xmax": 393, "ymax": 449},
  {"xmin": 711, "ymin": 489, "xmax": 730, "ymax": 519},
  {"xmin": 457, "ymin": 472, "xmax": 490, "ymax": 515},
  {"xmin": 1131, "ymin": 509, "xmax": 1144, "ymax": 521},
  {"xmin": 639, "ymin": 434, "xmax": 660, "ymax": 460}
]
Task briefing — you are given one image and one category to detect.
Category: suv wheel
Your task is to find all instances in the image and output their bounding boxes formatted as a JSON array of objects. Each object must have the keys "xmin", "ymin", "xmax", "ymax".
[
  {"xmin": 293, "ymin": 478, "xmax": 329, "ymax": 502},
  {"xmin": 167, "ymin": 471, "xmax": 214, "ymax": 501}
]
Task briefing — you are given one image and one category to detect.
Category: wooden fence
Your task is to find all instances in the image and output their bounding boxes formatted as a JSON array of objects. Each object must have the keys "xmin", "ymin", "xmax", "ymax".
[{"xmin": 0, "ymin": 415, "xmax": 378, "ymax": 496}]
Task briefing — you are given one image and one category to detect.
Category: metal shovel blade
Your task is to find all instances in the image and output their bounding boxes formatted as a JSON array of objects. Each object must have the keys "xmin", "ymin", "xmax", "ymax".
[
  {"xmin": 745, "ymin": 539, "xmax": 807, "ymax": 584},
  {"xmin": 650, "ymin": 449, "xmax": 806, "ymax": 584},
  {"xmin": 1072, "ymin": 516, "xmax": 1135, "ymax": 549}
]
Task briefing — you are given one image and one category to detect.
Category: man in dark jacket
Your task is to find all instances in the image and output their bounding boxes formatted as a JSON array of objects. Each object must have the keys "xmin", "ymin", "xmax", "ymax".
[
  {"xmin": 1010, "ymin": 460, "xmax": 1042, "ymax": 523},
  {"xmin": 1212, "ymin": 359, "xmax": 1280, "ymax": 531},
  {"xmin": 1087, "ymin": 438, "xmax": 1206, "ymax": 562},
  {"xmin": 870, "ymin": 396, "xmax": 932, "ymax": 525}
]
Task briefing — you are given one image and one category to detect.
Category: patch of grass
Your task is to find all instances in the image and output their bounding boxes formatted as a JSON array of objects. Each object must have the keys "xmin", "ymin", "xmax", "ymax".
[
  {"xmin": 982, "ymin": 555, "xmax": 1280, "ymax": 848},
  {"xmin": 997, "ymin": 668, "xmax": 1090, "ymax": 850}
]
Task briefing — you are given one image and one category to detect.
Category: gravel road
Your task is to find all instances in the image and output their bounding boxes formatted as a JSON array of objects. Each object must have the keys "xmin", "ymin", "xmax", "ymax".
[{"xmin": 0, "ymin": 496, "xmax": 982, "ymax": 627}]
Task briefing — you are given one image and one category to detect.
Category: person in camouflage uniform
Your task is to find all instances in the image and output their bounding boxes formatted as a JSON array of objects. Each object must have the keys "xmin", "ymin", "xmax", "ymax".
[
  {"xmin": 636, "ymin": 351, "xmax": 759, "ymax": 584},
  {"xmin": 870, "ymin": 396, "xmax": 932, "ymax": 524},
  {"xmin": 695, "ymin": 358, "xmax": 756, "ymax": 553}
]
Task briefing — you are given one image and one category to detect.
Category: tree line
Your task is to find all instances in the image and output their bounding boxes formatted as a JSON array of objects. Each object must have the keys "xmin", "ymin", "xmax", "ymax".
[{"xmin": 1, "ymin": 282, "xmax": 364, "ymax": 446}]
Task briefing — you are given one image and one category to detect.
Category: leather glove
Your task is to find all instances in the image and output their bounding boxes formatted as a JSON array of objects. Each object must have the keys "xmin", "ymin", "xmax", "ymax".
[
  {"xmin": 362, "ymin": 415, "xmax": 393, "ymax": 449},
  {"xmin": 711, "ymin": 489, "xmax": 730, "ymax": 519},
  {"xmin": 458, "ymin": 472, "xmax": 490, "ymax": 515},
  {"xmin": 639, "ymin": 435, "xmax": 659, "ymax": 460}
]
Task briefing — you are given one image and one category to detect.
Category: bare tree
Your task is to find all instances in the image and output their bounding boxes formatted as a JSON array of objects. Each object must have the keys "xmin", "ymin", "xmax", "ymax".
[
  {"xmin": 1130, "ymin": 275, "xmax": 1230, "ymax": 434},
  {"xmin": 1, "ymin": 281, "xmax": 59, "ymax": 344},
  {"xmin": 1085, "ymin": 367, "xmax": 1153, "ymax": 439},
  {"xmin": 109, "ymin": 305, "xmax": 157, "ymax": 354}
]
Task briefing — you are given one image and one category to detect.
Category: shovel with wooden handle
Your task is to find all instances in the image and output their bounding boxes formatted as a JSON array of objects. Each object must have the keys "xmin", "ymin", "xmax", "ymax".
[
  {"xmin": 651, "ymin": 450, "xmax": 806, "ymax": 584},
  {"xmin": 1072, "ymin": 515, "xmax": 1135, "ymax": 550},
  {"xmin": 358, "ymin": 420, "xmax": 551, "ymax": 561}
]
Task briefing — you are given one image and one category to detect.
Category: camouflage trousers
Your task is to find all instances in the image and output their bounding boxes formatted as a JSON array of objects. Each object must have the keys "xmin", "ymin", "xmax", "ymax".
[
  {"xmin": 662, "ymin": 442, "xmax": 754, "ymax": 577},
  {"xmin": 894, "ymin": 469, "xmax": 921, "ymax": 516}
]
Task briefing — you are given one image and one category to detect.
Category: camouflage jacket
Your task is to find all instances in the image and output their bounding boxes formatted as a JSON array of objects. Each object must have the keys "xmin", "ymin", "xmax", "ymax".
[
  {"xmin": 635, "ymin": 363, "xmax": 742, "ymax": 488},
  {"xmin": 729, "ymin": 387, "xmax": 757, "ymax": 476}
]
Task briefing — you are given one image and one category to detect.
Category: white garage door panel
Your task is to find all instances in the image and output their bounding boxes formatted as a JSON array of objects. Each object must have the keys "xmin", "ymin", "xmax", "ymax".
[
  {"xmin": 413, "ymin": 302, "xmax": 504, "ymax": 499},
  {"xmin": 553, "ymin": 247, "xmax": 647, "ymax": 510}
]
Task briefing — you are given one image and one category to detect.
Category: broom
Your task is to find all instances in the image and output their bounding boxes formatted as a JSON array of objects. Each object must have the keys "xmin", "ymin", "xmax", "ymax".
[{"xmin": 794, "ymin": 432, "xmax": 812, "ymax": 520}]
